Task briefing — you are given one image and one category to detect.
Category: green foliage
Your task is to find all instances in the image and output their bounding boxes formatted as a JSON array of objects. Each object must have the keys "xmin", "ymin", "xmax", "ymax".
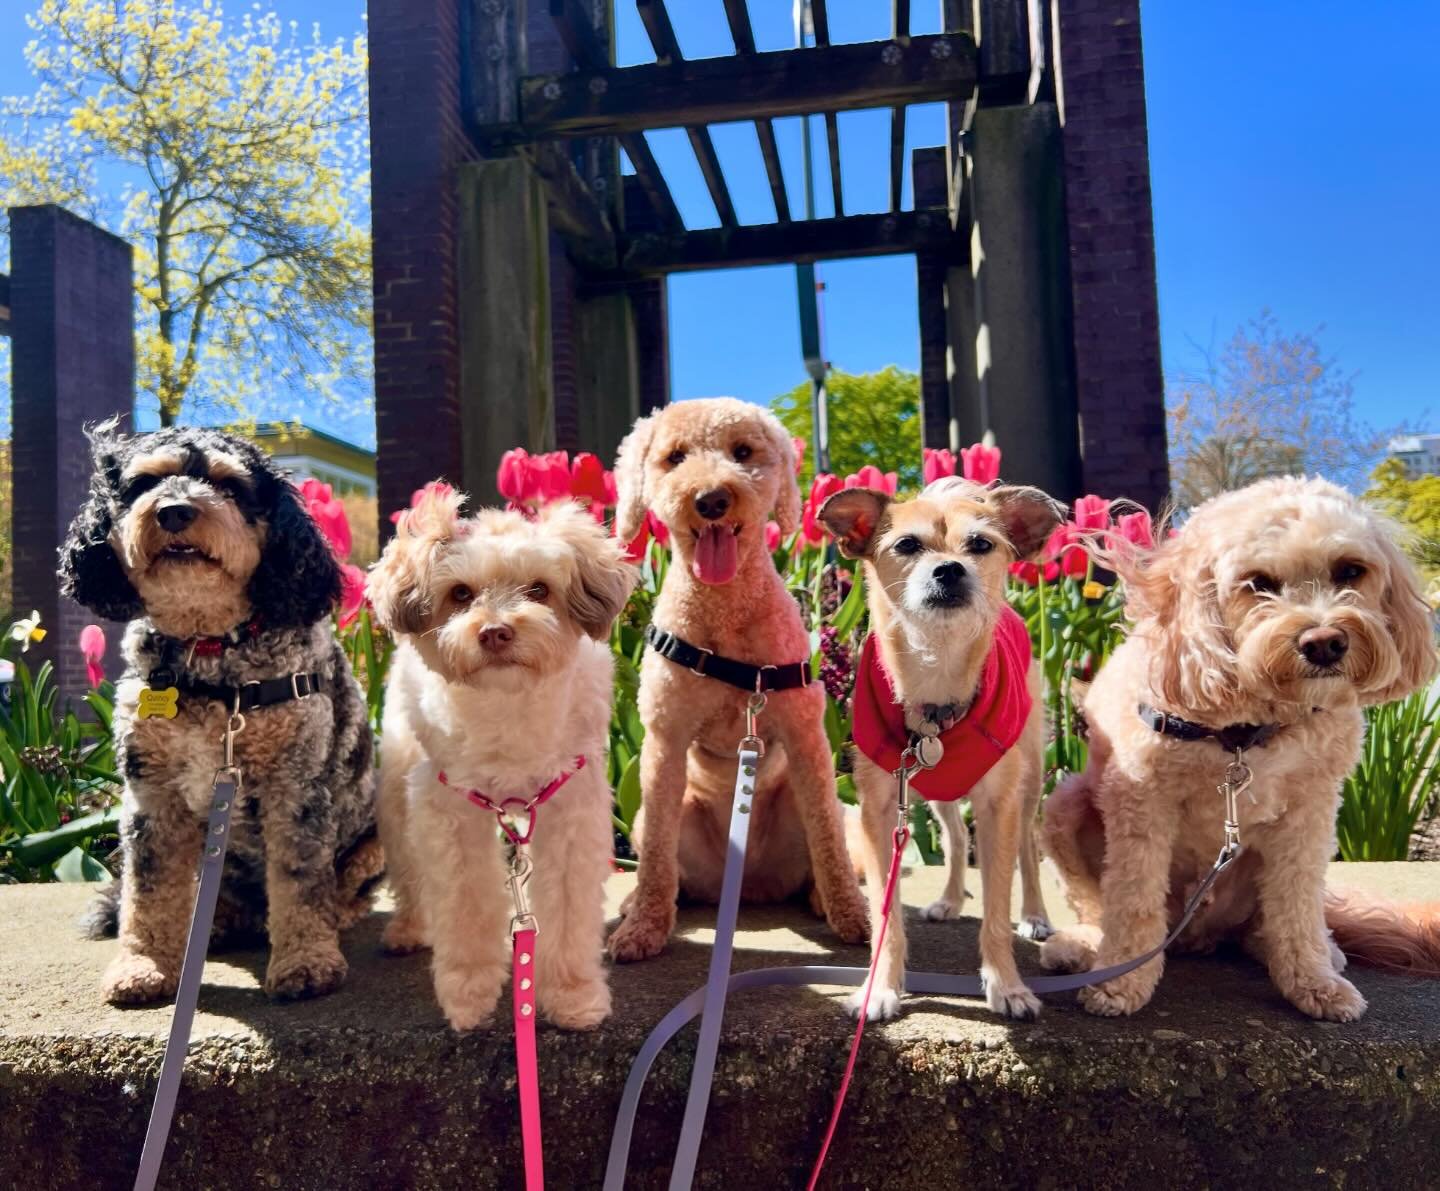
[
  {"xmin": 1337, "ymin": 691, "xmax": 1440, "ymax": 861},
  {"xmin": 0, "ymin": 621, "xmax": 121, "ymax": 883},
  {"xmin": 771, "ymin": 366, "xmax": 923, "ymax": 490},
  {"xmin": 1364, "ymin": 458, "xmax": 1440, "ymax": 581},
  {"xmin": 337, "ymin": 605, "xmax": 393, "ymax": 736}
]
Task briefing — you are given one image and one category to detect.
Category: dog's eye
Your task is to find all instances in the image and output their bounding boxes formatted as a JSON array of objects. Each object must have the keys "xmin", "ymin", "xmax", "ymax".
[
  {"xmin": 525, "ymin": 582, "xmax": 549, "ymax": 602},
  {"xmin": 121, "ymin": 474, "xmax": 162, "ymax": 504},
  {"xmin": 450, "ymin": 584, "xmax": 473, "ymax": 604},
  {"xmin": 214, "ymin": 477, "xmax": 249, "ymax": 502},
  {"xmin": 665, "ymin": 449, "xmax": 686, "ymax": 467},
  {"xmin": 1333, "ymin": 561, "xmax": 1367, "ymax": 585},
  {"xmin": 732, "ymin": 444, "xmax": 752, "ymax": 463},
  {"xmin": 893, "ymin": 536, "xmax": 923, "ymax": 556},
  {"xmin": 966, "ymin": 535, "xmax": 994, "ymax": 556},
  {"xmin": 1245, "ymin": 573, "xmax": 1281, "ymax": 595}
]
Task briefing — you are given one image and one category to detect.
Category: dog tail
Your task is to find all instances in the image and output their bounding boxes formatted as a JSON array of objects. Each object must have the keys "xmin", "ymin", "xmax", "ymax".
[
  {"xmin": 1325, "ymin": 889, "xmax": 1440, "ymax": 976},
  {"xmin": 79, "ymin": 879, "xmax": 122, "ymax": 939}
]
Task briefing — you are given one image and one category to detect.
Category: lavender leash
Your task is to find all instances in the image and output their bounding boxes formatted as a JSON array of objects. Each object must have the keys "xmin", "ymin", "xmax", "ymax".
[
  {"xmin": 133, "ymin": 773, "xmax": 239, "ymax": 1191},
  {"xmin": 604, "ymin": 843, "xmax": 1242, "ymax": 1189}
]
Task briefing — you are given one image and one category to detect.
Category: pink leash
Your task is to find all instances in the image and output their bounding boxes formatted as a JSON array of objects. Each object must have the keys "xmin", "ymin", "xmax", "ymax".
[
  {"xmin": 806, "ymin": 821, "xmax": 909, "ymax": 1190},
  {"xmin": 440, "ymin": 756, "xmax": 587, "ymax": 1191}
]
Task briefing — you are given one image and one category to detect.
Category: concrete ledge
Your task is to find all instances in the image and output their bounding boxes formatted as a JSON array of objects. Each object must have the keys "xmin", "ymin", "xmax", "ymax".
[{"xmin": 2, "ymin": 864, "xmax": 1439, "ymax": 1189}]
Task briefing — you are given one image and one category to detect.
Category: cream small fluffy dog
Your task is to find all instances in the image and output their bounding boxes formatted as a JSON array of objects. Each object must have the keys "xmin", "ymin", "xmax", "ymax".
[
  {"xmin": 606, "ymin": 398, "xmax": 870, "ymax": 962},
  {"xmin": 1042, "ymin": 476, "xmax": 1440, "ymax": 1020},
  {"xmin": 370, "ymin": 489, "xmax": 636, "ymax": 1030},
  {"xmin": 821, "ymin": 477, "xmax": 1063, "ymax": 1020}
]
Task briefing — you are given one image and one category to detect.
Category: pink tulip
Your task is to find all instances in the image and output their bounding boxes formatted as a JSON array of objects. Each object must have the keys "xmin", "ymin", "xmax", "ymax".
[
  {"xmin": 299, "ymin": 478, "xmax": 352, "ymax": 560},
  {"xmin": 810, "ymin": 472, "xmax": 844, "ymax": 506},
  {"xmin": 1114, "ymin": 509, "xmax": 1154, "ymax": 550},
  {"xmin": 570, "ymin": 452, "xmax": 608, "ymax": 504},
  {"xmin": 1044, "ymin": 524, "xmax": 1090, "ymax": 579},
  {"xmin": 602, "ymin": 469, "xmax": 618, "ymax": 508},
  {"xmin": 391, "ymin": 480, "xmax": 458, "ymax": 525},
  {"xmin": 497, "ymin": 448, "xmax": 533, "ymax": 503},
  {"xmin": 647, "ymin": 509, "xmax": 671, "ymax": 548},
  {"xmin": 338, "ymin": 564, "xmax": 367, "ymax": 629},
  {"xmin": 791, "ymin": 437, "xmax": 806, "ymax": 474},
  {"xmin": 79, "ymin": 624, "xmax": 106, "ymax": 688},
  {"xmin": 1008, "ymin": 561, "xmax": 1040, "ymax": 587},
  {"xmin": 844, "ymin": 465, "xmax": 897, "ymax": 495},
  {"xmin": 960, "ymin": 443, "xmax": 1002, "ymax": 485},
  {"xmin": 764, "ymin": 521, "xmax": 782, "ymax": 552},
  {"xmin": 923, "ymin": 448, "xmax": 957, "ymax": 485},
  {"xmin": 1072, "ymin": 494, "xmax": 1112, "ymax": 532}
]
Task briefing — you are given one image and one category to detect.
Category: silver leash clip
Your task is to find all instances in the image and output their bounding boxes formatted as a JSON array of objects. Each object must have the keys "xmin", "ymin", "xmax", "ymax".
[
  {"xmin": 508, "ymin": 845, "xmax": 538, "ymax": 938},
  {"xmin": 739, "ymin": 689, "xmax": 767, "ymax": 758},
  {"xmin": 1217, "ymin": 747, "xmax": 1252, "ymax": 861}
]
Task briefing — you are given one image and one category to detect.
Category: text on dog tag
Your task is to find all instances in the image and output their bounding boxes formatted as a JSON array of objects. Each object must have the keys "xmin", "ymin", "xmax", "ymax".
[{"xmin": 137, "ymin": 687, "xmax": 180, "ymax": 720}]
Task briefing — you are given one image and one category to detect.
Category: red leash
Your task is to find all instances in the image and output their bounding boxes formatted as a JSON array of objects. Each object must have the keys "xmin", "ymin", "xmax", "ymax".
[
  {"xmin": 441, "ymin": 757, "xmax": 586, "ymax": 1191},
  {"xmin": 806, "ymin": 820, "xmax": 910, "ymax": 1189}
]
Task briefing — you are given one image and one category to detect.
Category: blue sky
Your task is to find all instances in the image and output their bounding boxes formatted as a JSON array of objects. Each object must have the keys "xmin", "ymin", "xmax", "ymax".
[{"xmin": 2, "ymin": 0, "xmax": 1436, "ymax": 444}]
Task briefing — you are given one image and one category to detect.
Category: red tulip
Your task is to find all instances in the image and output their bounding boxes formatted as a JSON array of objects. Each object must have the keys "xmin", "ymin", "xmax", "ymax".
[
  {"xmin": 1072, "ymin": 494, "xmax": 1111, "ymax": 532},
  {"xmin": 1114, "ymin": 509, "xmax": 1154, "ymax": 549},
  {"xmin": 338, "ymin": 564, "xmax": 367, "ymax": 629},
  {"xmin": 569, "ymin": 452, "xmax": 608, "ymax": 504},
  {"xmin": 1044, "ymin": 523, "xmax": 1090, "ymax": 578},
  {"xmin": 602, "ymin": 469, "xmax": 618, "ymax": 508},
  {"xmin": 1043, "ymin": 561, "xmax": 1061, "ymax": 583},
  {"xmin": 392, "ymin": 480, "xmax": 458, "ymax": 525},
  {"xmin": 923, "ymin": 448, "xmax": 957, "ymax": 485},
  {"xmin": 791, "ymin": 436, "xmax": 806, "ymax": 474},
  {"xmin": 299, "ymin": 478, "xmax": 352, "ymax": 560},
  {"xmin": 810, "ymin": 472, "xmax": 843, "ymax": 506},
  {"xmin": 764, "ymin": 521, "xmax": 782, "ymax": 553},
  {"xmin": 497, "ymin": 448, "xmax": 531, "ymax": 503},
  {"xmin": 79, "ymin": 624, "xmax": 105, "ymax": 688},
  {"xmin": 1008, "ymin": 561, "xmax": 1040, "ymax": 587},
  {"xmin": 960, "ymin": 443, "xmax": 1002, "ymax": 485},
  {"xmin": 844, "ymin": 465, "xmax": 898, "ymax": 495},
  {"xmin": 647, "ymin": 509, "xmax": 670, "ymax": 547}
]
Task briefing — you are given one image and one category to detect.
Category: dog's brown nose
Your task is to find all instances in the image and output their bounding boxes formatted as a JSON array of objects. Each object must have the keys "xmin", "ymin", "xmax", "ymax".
[
  {"xmin": 479, "ymin": 623, "xmax": 514, "ymax": 652},
  {"xmin": 694, "ymin": 489, "xmax": 731, "ymax": 521},
  {"xmin": 156, "ymin": 502, "xmax": 198, "ymax": 534},
  {"xmin": 1298, "ymin": 626, "xmax": 1349, "ymax": 667}
]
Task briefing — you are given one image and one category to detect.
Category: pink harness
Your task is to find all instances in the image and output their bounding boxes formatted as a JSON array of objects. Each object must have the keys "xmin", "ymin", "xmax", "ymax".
[{"xmin": 439, "ymin": 756, "xmax": 586, "ymax": 1191}]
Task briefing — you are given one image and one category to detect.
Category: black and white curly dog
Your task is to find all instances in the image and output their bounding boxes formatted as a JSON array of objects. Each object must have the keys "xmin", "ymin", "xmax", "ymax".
[{"xmin": 60, "ymin": 423, "xmax": 381, "ymax": 1003}]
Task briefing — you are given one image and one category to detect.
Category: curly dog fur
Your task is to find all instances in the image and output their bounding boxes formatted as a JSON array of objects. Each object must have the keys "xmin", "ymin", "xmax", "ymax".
[
  {"xmin": 1040, "ymin": 476, "xmax": 1440, "ymax": 1020},
  {"xmin": 370, "ymin": 491, "xmax": 636, "ymax": 1030},
  {"xmin": 605, "ymin": 398, "xmax": 869, "ymax": 963},
  {"xmin": 61, "ymin": 423, "xmax": 379, "ymax": 1004}
]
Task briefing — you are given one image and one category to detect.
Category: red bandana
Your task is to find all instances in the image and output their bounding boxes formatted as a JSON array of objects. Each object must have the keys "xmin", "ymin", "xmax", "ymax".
[{"xmin": 851, "ymin": 606, "xmax": 1034, "ymax": 801}]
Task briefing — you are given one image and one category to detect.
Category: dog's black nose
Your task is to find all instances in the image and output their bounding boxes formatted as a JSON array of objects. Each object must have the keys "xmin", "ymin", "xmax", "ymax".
[
  {"xmin": 695, "ymin": 489, "xmax": 731, "ymax": 521},
  {"xmin": 932, "ymin": 560, "xmax": 966, "ymax": 590},
  {"xmin": 156, "ymin": 502, "xmax": 198, "ymax": 534},
  {"xmin": 1298, "ymin": 626, "xmax": 1349, "ymax": 667}
]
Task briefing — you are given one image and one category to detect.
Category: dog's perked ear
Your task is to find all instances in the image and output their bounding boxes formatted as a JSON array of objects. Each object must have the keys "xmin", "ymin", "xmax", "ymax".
[
  {"xmin": 541, "ymin": 502, "xmax": 640, "ymax": 640},
  {"xmin": 988, "ymin": 485, "xmax": 1066, "ymax": 559},
  {"xmin": 612, "ymin": 413, "xmax": 658, "ymax": 544},
  {"xmin": 58, "ymin": 423, "xmax": 145, "ymax": 622},
  {"xmin": 247, "ymin": 461, "xmax": 342, "ymax": 629},
  {"xmin": 1367, "ymin": 529, "xmax": 1439, "ymax": 704},
  {"xmin": 757, "ymin": 409, "xmax": 802, "ymax": 535},
  {"xmin": 367, "ymin": 484, "xmax": 466, "ymax": 635},
  {"xmin": 818, "ymin": 488, "xmax": 890, "ymax": 559}
]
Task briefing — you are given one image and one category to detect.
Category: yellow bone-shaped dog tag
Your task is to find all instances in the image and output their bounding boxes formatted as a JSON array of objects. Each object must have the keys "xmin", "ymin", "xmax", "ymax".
[{"xmin": 137, "ymin": 686, "xmax": 180, "ymax": 720}]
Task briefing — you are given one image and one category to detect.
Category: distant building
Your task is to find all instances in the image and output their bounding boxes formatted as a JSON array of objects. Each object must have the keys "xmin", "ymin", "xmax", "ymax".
[
  {"xmin": 250, "ymin": 424, "xmax": 376, "ymax": 497},
  {"xmin": 1388, "ymin": 435, "xmax": 1440, "ymax": 479}
]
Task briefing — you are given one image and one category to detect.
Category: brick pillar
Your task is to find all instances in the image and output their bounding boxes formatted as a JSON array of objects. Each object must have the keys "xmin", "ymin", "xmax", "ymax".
[
  {"xmin": 1055, "ymin": 0, "xmax": 1168, "ymax": 509},
  {"xmin": 368, "ymin": 0, "xmax": 474, "ymax": 527},
  {"xmin": 8, "ymin": 205, "xmax": 133, "ymax": 695}
]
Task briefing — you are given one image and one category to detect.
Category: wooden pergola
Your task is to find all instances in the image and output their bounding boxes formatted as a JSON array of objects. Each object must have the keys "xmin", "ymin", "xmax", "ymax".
[{"xmin": 368, "ymin": 0, "xmax": 1169, "ymax": 511}]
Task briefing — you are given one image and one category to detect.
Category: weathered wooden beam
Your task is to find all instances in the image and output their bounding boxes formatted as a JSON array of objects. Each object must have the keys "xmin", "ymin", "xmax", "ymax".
[
  {"xmin": 721, "ymin": 0, "xmax": 790, "ymax": 222},
  {"xmin": 619, "ymin": 133, "xmax": 683, "ymax": 232},
  {"xmin": 0, "ymin": 271, "xmax": 10, "ymax": 335},
  {"xmin": 527, "ymin": 143, "xmax": 617, "ymax": 270},
  {"xmin": 636, "ymin": 0, "xmax": 737, "ymax": 229},
  {"xmin": 893, "ymin": 0, "xmax": 911, "ymax": 36},
  {"xmin": 890, "ymin": 0, "xmax": 910, "ymax": 212},
  {"xmin": 825, "ymin": 112, "xmax": 843, "ymax": 217},
  {"xmin": 722, "ymin": 0, "xmax": 755, "ymax": 54},
  {"xmin": 548, "ymin": 0, "xmax": 607, "ymax": 71},
  {"xmin": 508, "ymin": 34, "xmax": 978, "ymax": 140},
  {"xmin": 809, "ymin": 0, "xmax": 831, "ymax": 46},
  {"xmin": 618, "ymin": 208, "xmax": 962, "ymax": 274}
]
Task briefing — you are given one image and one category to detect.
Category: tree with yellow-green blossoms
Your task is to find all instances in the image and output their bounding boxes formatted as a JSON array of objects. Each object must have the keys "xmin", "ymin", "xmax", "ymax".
[{"xmin": 0, "ymin": 0, "xmax": 370, "ymax": 425}]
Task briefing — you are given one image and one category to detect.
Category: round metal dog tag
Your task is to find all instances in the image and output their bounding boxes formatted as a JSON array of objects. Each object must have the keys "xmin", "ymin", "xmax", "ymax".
[{"xmin": 915, "ymin": 734, "xmax": 944, "ymax": 769}]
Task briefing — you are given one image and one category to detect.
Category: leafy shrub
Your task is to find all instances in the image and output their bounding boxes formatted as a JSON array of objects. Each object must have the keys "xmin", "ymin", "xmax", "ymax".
[{"xmin": 1338, "ymin": 691, "xmax": 1440, "ymax": 861}]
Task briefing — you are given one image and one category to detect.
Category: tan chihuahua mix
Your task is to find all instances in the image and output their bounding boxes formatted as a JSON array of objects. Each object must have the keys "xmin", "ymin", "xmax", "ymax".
[{"xmin": 820, "ymin": 477, "xmax": 1064, "ymax": 1020}]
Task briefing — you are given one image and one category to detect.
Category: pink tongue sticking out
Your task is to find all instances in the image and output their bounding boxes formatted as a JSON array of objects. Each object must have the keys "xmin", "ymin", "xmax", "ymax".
[{"xmin": 693, "ymin": 524, "xmax": 739, "ymax": 584}]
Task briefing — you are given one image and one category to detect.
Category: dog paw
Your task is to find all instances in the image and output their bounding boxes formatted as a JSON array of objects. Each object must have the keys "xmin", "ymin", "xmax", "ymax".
[
  {"xmin": 923, "ymin": 893, "xmax": 968, "ymax": 921},
  {"xmin": 435, "ymin": 967, "xmax": 504, "ymax": 1031},
  {"xmin": 606, "ymin": 914, "xmax": 671, "ymax": 963},
  {"xmin": 1016, "ymin": 915, "xmax": 1054, "ymax": 941},
  {"xmin": 381, "ymin": 915, "xmax": 428, "ymax": 956},
  {"xmin": 847, "ymin": 984, "xmax": 902, "ymax": 1022},
  {"xmin": 541, "ymin": 980, "xmax": 612, "ymax": 1030},
  {"xmin": 264, "ymin": 946, "xmax": 348, "ymax": 1001},
  {"xmin": 102, "ymin": 953, "xmax": 178, "ymax": 1005},
  {"xmin": 1078, "ymin": 972, "xmax": 1154, "ymax": 1018},
  {"xmin": 982, "ymin": 968, "xmax": 1041, "ymax": 1021},
  {"xmin": 1287, "ymin": 974, "xmax": 1367, "ymax": 1022},
  {"xmin": 825, "ymin": 896, "xmax": 871, "ymax": 945},
  {"xmin": 1039, "ymin": 929, "xmax": 1098, "ymax": 973},
  {"xmin": 1329, "ymin": 938, "xmax": 1348, "ymax": 973}
]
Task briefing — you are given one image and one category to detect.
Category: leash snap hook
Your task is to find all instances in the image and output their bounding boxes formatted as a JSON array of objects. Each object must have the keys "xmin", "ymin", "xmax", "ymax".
[
  {"xmin": 740, "ymin": 690, "xmax": 767, "ymax": 758},
  {"xmin": 507, "ymin": 845, "xmax": 538, "ymax": 938},
  {"xmin": 1218, "ymin": 747, "xmax": 1251, "ymax": 860}
]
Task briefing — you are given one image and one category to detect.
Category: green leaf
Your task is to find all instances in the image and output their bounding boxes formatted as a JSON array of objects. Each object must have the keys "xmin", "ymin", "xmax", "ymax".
[
  {"xmin": 615, "ymin": 754, "xmax": 642, "ymax": 830},
  {"xmin": 54, "ymin": 845, "xmax": 112, "ymax": 883},
  {"xmin": 829, "ymin": 569, "xmax": 868, "ymax": 637},
  {"xmin": 7, "ymin": 806, "xmax": 121, "ymax": 866}
]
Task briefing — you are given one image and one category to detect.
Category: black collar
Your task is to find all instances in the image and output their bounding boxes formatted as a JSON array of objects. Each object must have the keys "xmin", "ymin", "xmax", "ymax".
[
  {"xmin": 644, "ymin": 623, "xmax": 812, "ymax": 693},
  {"xmin": 1137, "ymin": 703, "xmax": 1286, "ymax": 753},
  {"xmin": 144, "ymin": 623, "xmax": 323, "ymax": 712}
]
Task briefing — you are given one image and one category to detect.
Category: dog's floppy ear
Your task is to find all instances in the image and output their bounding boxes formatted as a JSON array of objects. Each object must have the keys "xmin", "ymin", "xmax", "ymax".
[
  {"xmin": 819, "ymin": 488, "xmax": 890, "ymax": 559},
  {"xmin": 1367, "ymin": 528, "xmax": 1438, "ymax": 704},
  {"xmin": 58, "ymin": 421, "xmax": 144, "ymax": 622},
  {"xmin": 248, "ymin": 455, "xmax": 342, "ymax": 629},
  {"xmin": 540, "ymin": 501, "xmax": 639, "ymax": 640},
  {"xmin": 988, "ymin": 484, "xmax": 1066, "ymax": 560},
  {"xmin": 367, "ymin": 484, "xmax": 465, "ymax": 635},
  {"xmin": 612, "ymin": 413, "xmax": 658, "ymax": 544},
  {"xmin": 757, "ymin": 409, "xmax": 802, "ymax": 536}
]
